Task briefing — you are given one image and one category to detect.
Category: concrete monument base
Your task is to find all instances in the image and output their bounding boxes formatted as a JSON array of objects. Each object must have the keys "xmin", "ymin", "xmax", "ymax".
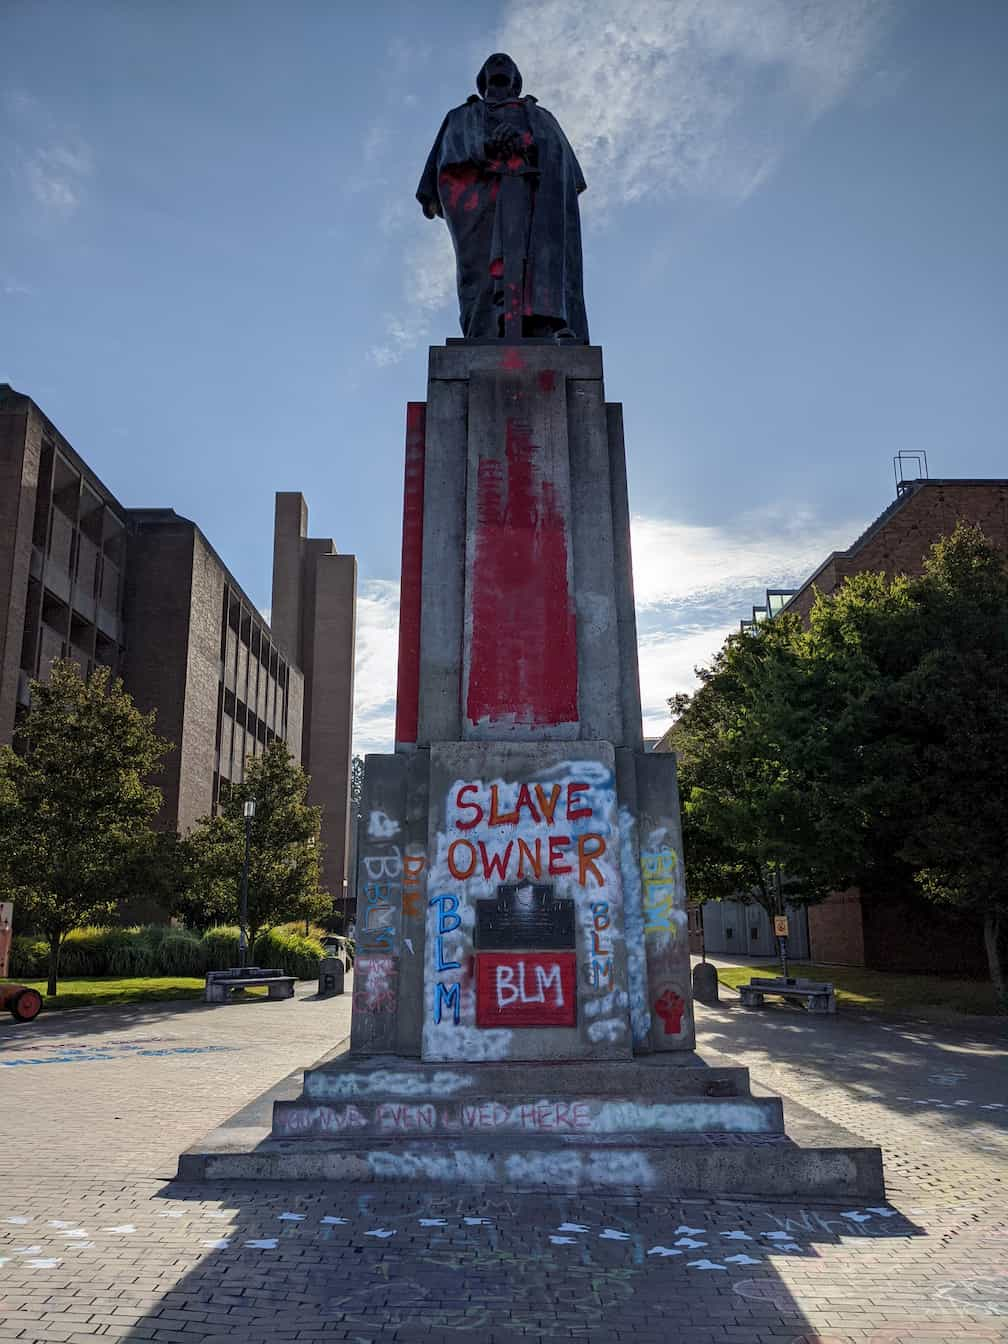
[
  {"xmin": 178, "ymin": 1048, "xmax": 885, "ymax": 1200},
  {"xmin": 177, "ymin": 337, "xmax": 883, "ymax": 1201}
]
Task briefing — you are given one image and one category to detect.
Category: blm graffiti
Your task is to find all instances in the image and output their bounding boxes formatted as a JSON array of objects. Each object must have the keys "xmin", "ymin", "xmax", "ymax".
[
  {"xmin": 353, "ymin": 807, "xmax": 428, "ymax": 1051},
  {"xmin": 423, "ymin": 760, "xmax": 631, "ymax": 1062}
]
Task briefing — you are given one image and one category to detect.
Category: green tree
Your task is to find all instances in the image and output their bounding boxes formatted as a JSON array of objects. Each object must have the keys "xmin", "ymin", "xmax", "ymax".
[
  {"xmin": 895, "ymin": 527, "xmax": 1008, "ymax": 1001},
  {"xmin": 181, "ymin": 740, "xmax": 328, "ymax": 949},
  {"xmin": 675, "ymin": 523, "xmax": 1008, "ymax": 1005},
  {"xmin": 670, "ymin": 615, "xmax": 834, "ymax": 932},
  {"xmin": 787, "ymin": 525, "xmax": 1007, "ymax": 1000},
  {"xmin": 0, "ymin": 661, "xmax": 171, "ymax": 994}
]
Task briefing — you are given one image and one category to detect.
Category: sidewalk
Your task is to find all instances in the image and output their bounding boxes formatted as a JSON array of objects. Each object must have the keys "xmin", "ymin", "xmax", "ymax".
[{"xmin": 0, "ymin": 973, "xmax": 1005, "ymax": 1341}]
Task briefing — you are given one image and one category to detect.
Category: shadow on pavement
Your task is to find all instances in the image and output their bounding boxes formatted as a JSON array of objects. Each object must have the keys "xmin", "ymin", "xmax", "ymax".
[
  {"xmin": 98, "ymin": 1177, "xmax": 932, "ymax": 1343},
  {"xmin": 695, "ymin": 995, "xmax": 1008, "ymax": 1151}
]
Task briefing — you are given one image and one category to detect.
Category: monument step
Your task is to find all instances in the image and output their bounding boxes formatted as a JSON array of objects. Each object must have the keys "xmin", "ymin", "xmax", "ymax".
[
  {"xmin": 273, "ymin": 1093, "xmax": 784, "ymax": 1141},
  {"xmin": 300, "ymin": 1054, "xmax": 753, "ymax": 1103},
  {"xmin": 178, "ymin": 1131, "xmax": 883, "ymax": 1201}
]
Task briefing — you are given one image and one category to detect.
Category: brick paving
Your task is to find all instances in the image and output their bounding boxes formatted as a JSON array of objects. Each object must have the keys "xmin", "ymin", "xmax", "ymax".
[{"xmin": 0, "ymin": 980, "xmax": 1005, "ymax": 1342}]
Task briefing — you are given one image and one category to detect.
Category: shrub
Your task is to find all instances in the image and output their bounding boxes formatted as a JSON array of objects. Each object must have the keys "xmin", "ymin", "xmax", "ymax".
[
  {"xmin": 254, "ymin": 927, "xmax": 324, "ymax": 980},
  {"xmin": 58, "ymin": 927, "xmax": 117, "ymax": 976},
  {"xmin": 159, "ymin": 930, "xmax": 206, "ymax": 976},
  {"xmin": 8, "ymin": 934, "xmax": 48, "ymax": 978},
  {"xmin": 201, "ymin": 926, "xmax": 240, "ymax": 970},
  {"xmin": 3, "ymin": 922, "xmax": 325, "ymax": 982}
]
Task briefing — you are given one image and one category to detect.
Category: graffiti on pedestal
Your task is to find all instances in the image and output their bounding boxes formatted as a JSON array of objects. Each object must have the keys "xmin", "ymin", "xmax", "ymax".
[
  {"xmin": 424, "ymin": 760, "xmax": 629, "ymax": 1059},
  {"xmin": 352, "ymin": 955, "xmax": 399, "ymax": 1015},
  {"xmin": 641, "ymin": 846, "xmax": 682, "ymax": 938},
  {"xmin": 640, "ymin": 830, "xmax": 692, "ymax": 1046},
  {"xmin": 359, "ymin": 811, "xmax": 403, "ymax": 957}
]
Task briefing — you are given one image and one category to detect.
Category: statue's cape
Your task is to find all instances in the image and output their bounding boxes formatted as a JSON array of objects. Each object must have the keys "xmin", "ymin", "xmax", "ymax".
[{"xmin": 417, "ymin": 96, "xmax": 588, "ymax": 341}]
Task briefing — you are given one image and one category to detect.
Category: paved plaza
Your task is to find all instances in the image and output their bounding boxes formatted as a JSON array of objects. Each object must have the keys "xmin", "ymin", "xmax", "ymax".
[{"xmin": 0, "ymin": 980, "xmax": 1005, "ymax": 1343}]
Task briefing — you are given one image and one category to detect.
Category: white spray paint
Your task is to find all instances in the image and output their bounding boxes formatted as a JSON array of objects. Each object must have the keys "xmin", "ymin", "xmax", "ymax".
[
  {"xmin": 367, "ymin": 1149, "xmax": 496, "ymax": 1183},
  {"xmin": 311, "ymin": 1069, "xmax": 474, "ymax": 1099},
  {"xmin": 367, "ymin": 810, "xmax": 400, "ymax": 839},
  {"xmin": 619, "ymin": 805, "xmax": 651, "ymax": 1045}
]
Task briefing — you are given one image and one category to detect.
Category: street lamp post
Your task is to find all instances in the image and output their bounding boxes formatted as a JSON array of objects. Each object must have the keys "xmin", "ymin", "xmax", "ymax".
[{"xmin": 239, "ymin": 798, "xmax": 255, "ymax": 969}]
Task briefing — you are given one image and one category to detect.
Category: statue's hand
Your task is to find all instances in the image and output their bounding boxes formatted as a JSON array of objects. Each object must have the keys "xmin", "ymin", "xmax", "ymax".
[
  {"xmin": 419, "ymin": 196, "xmax": 441, "ymax": 220},
  {"xmin": 485, "ymin": 126, "xmax": 522, "ymax": 160}
]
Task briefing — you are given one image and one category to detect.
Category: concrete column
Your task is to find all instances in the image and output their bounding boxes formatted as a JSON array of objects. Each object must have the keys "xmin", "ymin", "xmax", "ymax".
[
  {"xmin": 607, "ymin": 404, "xmax": 644, "ymax": 751},
  {"xmin": 270, "ymin": 492, "xmax": 307, "ymax": 663},
  {"xmin": 462, "ymin": 366, "xmax": 579, "ymax": 740},
  {"xmin": 307, "ymin": 552, "xmax": 356, "ymax": 902},
  {"xmin": 416, "ymin": 378, "xmax": 468, "ymax": 744},
  {"xmin": 0, "ymin": 404, "xmax": 39, "ymax": 744},
  {"xmin": 351, "ymin": 753, "xmax": 410, "ymax": 1056}
]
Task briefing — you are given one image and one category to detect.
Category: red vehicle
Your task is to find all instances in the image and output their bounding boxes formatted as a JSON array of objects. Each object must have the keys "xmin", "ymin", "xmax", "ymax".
[
  {"xmin": 0, "ymin": 902, "xmax": 42, "ymax": 1020},
  {"xmin": 0, "ymin": 982, "xmax": 43, "ymax": 1022}
]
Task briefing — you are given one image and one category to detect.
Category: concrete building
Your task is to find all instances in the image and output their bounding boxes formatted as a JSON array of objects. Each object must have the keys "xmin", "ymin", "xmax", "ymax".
[
  {"xmin": 0, "ymin": 386, "xmax": 355, "ymax": 899},
  {"xmin": 271, "ymin": 493, "xmax": 357, "ymax": 907},
  {"xmin": 125, "ymin": 509, "xmax": 303, "ymax": 835}
]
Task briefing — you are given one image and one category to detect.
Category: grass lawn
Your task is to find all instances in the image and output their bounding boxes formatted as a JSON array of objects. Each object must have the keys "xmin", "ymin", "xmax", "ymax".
[
  {"xmin": 0, "ymin": 976, "xmax": 266, "ymax": 1011},
  {"xmin": 714, "ymin": 961, "xmax": 1000, "ymax": 1017}
]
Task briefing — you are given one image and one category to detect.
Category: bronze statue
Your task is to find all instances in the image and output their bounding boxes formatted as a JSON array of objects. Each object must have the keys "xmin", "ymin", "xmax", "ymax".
[{"xmin": 418, "ymin": 54, "xmax": 588, "ymax": 342}]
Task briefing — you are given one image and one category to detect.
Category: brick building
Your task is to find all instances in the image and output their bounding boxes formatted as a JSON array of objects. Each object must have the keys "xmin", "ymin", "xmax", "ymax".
[
  {"xmin": 782, "ymin": 477, "xmax": 1008, "ymax": 620},
  {"xmin": 0, "ymin": 385, "xmax": 356, "ymax": 905}
]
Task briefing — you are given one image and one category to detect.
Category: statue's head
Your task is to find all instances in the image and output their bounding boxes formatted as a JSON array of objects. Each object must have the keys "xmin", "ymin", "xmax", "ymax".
[{"xmin": 477, "ymin": 53, "xmax": 522, "ymax": 103}]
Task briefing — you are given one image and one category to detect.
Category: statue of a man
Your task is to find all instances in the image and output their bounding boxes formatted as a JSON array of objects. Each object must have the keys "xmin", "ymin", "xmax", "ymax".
[{"xmin": 417, "ymin": 53, "xmax": 588, "ymax": 343}]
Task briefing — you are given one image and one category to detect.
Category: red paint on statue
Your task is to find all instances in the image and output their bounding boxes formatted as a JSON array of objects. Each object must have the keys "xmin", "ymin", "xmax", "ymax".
[
  {"xmin": 538, "ymin": 370, "xmax": 556, "ymax": 394},
  {"xmin": 394, "ymin": 402, "xmax": 426, "ymax": 745},
  {"xmin": 439, "ymin": 165, "xmax": 478, "ymax": 209},
  {"xmin": 466, "ymin": 418, "xmax": 578, "ymax": 728},
  {"xmin": 500, "ymin": 347, "xmax": 525, "ymax": 370},
  {"xmin": 489, "ymin": 258, "xmax": 504, "ymax": 278}
]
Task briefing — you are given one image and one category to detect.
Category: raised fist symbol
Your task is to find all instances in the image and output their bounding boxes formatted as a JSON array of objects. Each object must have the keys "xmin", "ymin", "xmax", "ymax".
[{"xmin": 655, "ymin": 989, "xmax": 685, "ymax": 1036}]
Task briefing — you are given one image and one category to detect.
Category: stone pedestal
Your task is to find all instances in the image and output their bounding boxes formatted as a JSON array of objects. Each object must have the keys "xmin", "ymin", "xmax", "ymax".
[
  {"xmin": 178, "ymin": 339, "xmax": 884, "ymax": 1201},
  {"xmin": 352, "ymin": 342, "xmax": 693, "ymax": 1065}
]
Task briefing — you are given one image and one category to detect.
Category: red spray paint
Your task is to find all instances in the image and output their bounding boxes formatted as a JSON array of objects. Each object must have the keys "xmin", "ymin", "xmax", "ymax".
[
  {"xmin": 466, "ymin": 417, "xmax": 578, "ymax": 728},
  {"xmin": 394, "ymin": 402, "xmax": 426, "ymax": 745}
]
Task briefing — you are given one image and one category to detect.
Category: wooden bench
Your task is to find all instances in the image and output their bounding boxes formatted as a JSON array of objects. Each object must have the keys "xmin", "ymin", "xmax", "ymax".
[
  {"xmin": 204, "ymin": 967, "xmax": 296, "ymax": 1004},
  {"xmin": 739, "ymin": 977, "xmax": 836, "ymax": 1014}
]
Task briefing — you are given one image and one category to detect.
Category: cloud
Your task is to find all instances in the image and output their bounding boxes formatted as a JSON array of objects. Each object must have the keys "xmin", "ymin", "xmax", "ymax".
[
  {"xmin": 5, "ymin": 91, "xmax": 93, "ymax": 216},
  {"xmin": 353, "ymin": 578, "xmax": 401, "ymax": 754},
  {"xmin": 368, "ymin": 226, "xmax": 456, "ymax": 365},
  {"xmin": 369, "ymin": 0, "xmax": 897, "ymax": 361},
  {"xmin": 3, "ymin": 278, "xmax": 33, "ymax": 296},
  {"xmin": 629, "ymin": 509, "xmax": 853, "ymax": 612},
  {"xmin": 23, "ymin": 142, "xmax": 92, "ymax": 212},
  {"xmin": 349, "ymin": 509, "xmax": 859, "ymax": 753},
  {"xmin": 629, "ymin": 509, "xmax": 859, "ymax": 738},
  {"xmin": 496, "ymin": 0, "xmax": 900, "ymax": 212}
]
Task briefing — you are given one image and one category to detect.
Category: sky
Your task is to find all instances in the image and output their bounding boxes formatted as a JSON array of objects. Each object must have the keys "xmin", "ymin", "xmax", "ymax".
[{"xmin": 2, "ymin": 0, "xmax": 1006, "ymax": 753}]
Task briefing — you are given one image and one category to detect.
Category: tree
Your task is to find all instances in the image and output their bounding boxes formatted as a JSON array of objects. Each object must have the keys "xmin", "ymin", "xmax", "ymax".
[
  {"xmin": 674, "ymin": 523, "xmax": 1008, "ymax": 1006},
  {"xmin": 0, "ymin": 661, "xmax": 171, "ymax": 994},
  {"xmin": 897, "ymin": 527, "xmax": 1008, "ymax": 1002},
  {"xmin": 670, "ymin": 615, "xmax": 835, "ymax": 933},
  {"xmin": 181, "ymin": 741, "xmax": 329, "ymax": 949}
]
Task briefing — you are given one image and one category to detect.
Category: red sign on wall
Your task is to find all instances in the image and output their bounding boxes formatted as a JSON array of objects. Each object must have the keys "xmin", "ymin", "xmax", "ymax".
[{"xmin": 475, "ymin": 951, "xmax": 577, "ymax": 1028}]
